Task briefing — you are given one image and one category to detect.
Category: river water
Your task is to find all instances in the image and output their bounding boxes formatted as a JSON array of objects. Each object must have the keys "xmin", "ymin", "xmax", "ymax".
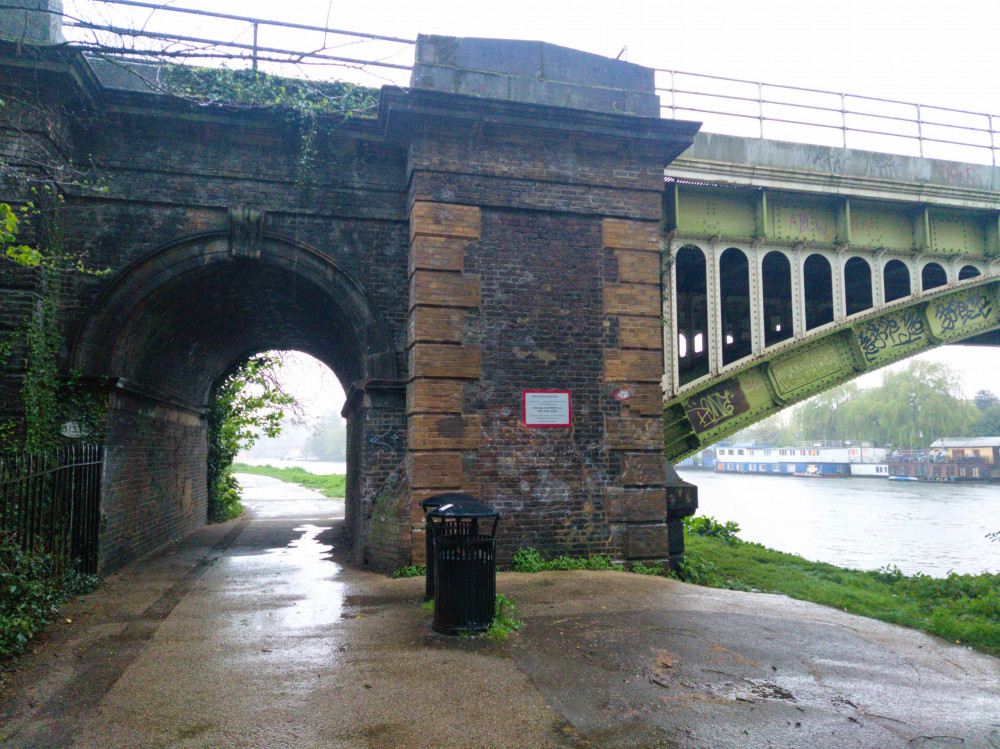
[
  {"xmin": 677, "ymin": 469, "xmax": 1000, "ymax": 577},
  {"xmin": 238, "ymin": 460, "xmax": 997, "ymax": 577}
]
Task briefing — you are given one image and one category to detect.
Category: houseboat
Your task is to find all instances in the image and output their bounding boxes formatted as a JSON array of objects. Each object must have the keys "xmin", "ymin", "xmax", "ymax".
[
  {"xmin": 888, "ymin": 437, "xmax": 1000, "ymax": 482},
  {"xmin": 714, "ymin": 444, "xmax": 889, "ymax": 478}
]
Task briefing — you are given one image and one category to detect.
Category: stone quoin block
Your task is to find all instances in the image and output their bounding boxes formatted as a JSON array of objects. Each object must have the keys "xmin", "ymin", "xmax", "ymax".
[
  {"xmin": 408, "ymin": 413, "xmax": 482, "ymax": 451},
  {"xmin": 616, "ymin": 383, "xmax": 665, "ymax": 417},
  {"xmin": 407, "ymin": 306, "xmax": 467, "ymax": 346},
  {"xmin": 623, "ymin": 524, "xmax": 673, "ymax": 559},
  {"xmin": 604, "ymin": 487, "xmax": 668, "ymax": 522},
  {"xmin": 604, "ymin": 349, "xmax": 663, "ymax": 383},
  {"xmin": 602, "ymin": 218, "xmax": 660, "ymax": 251},
  {"xmin": 407, "ymin": 379, "xmax": 466, "ymax": 414},
  {"xmin": 409, "ymin": 270, "xmax": 482, "ymax": 309},
  {"xmin": 408, "ymin": 235, "xmax": 470, "ymax": 274},
  {"xmin": 408, "ymin": 451, "xmax": 464, "ymax": 489},
  {"xmin": 618, "ymin": 316, "xmax": 663, "ymax": 350},
  {"xmin": 409, "ymin": 343, "xmax": 481, "ymax": 379},
  {"xmin": 621, "ymin": 452, "xmax": 668, "ymax": 486},
  {"xmin": 603, "ymin": 283, "xmax": 661, "ymax": 318},
  {"xmin": 614, "ymin": 249, "xmax": 660, "ymax": 284},
  {"xmin": 409, "ymin": 201, "xmax": 482, "ymax": 241},
  {"xmin": 604, "ymin": 415, "xmax": 663, "ymax": 450}
]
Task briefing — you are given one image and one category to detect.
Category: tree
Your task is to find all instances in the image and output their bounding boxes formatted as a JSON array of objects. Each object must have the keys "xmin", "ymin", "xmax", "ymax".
[
  {"xmin": 206, "ymin": 355, "xmax": 295, "ymax": 522},
  {"xmin": 304, "ymin": 411, "xmax": 347, "ymax": 461}
]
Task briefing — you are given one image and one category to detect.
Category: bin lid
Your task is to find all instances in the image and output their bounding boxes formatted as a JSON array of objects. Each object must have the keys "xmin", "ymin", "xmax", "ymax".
[
  {"xmin": 427, "ymin": 499, "xmax": 500, "ymax": 519},
  {"xmin": 419, "ymin": 492, "xmax": 475, "ymax": 510}
]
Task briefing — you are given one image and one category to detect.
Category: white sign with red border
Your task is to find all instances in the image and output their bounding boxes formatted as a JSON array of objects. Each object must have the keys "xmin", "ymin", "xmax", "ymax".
[{"xmin": 523, "ymin": 390, "xmax": 572, "ymax": 428}]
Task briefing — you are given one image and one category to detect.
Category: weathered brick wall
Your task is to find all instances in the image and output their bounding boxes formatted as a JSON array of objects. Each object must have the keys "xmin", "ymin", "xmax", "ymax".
[{"xmin": 100, "ymin": 391, "xmax": 207, "ymax": 572}]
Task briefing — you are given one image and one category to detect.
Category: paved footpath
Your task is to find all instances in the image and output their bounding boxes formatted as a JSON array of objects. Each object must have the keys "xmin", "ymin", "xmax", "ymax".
[{"xmin": 1, "ymin": 475, "xmax": 998, "ymax": 749}]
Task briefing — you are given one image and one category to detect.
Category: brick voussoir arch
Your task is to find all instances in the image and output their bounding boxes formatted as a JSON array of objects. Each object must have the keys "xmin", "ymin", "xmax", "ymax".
[{"xmin": 69, "ymin": 228, "xmax": 400, "ymax": 406}]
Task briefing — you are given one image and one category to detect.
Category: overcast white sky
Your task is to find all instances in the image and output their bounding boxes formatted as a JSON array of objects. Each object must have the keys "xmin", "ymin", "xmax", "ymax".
[{"xmin": 65, "ymin": 0, "xmax": 1000, "ymax": 413}]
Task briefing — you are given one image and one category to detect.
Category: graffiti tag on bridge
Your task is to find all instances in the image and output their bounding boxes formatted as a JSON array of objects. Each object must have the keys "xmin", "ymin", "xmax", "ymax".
[
  {"xmin": 684, "ymin": 378, "xmax": 750, "ymax": 435},
  {"xmin": 856, "ymin": 310, "xmax": 925, "ymax": 363},
  {"xmin": 933, "ymin": 293, "xmax": 993, "ymax": 335}
]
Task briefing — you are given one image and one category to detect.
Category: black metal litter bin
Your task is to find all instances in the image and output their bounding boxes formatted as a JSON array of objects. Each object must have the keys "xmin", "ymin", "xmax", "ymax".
[
  {"xmin": 419, "ymin": 492, "xmax": 476, "ymax": 601},
  {"xmin": 427, "ymin": 499, "xmax": 500, "ymax": 635}
]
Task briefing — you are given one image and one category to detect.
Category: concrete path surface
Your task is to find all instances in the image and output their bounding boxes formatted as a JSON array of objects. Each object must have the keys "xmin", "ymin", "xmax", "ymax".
[{"xmin": 1, "ymin": 475, "xmax": 998, "ymax": 749}]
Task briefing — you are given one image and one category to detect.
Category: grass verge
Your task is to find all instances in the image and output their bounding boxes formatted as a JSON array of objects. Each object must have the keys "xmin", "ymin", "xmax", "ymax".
[
  {"xmin": 681, "ymin": 519, "xmax": 1000, "ymax": 658},
  {"xmin": 232, "ymin": 463, "xmax": 346, "ymax": 498}
]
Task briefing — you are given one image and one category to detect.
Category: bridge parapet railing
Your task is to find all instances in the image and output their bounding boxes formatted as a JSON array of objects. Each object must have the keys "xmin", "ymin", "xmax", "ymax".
[
  {"xmin": 22, "ymin": 3, "xmax": 1000, "ymax": 167},
  {"xmin": 656, "ymin": 69, "xmax": 1000, "ymax": 167}
]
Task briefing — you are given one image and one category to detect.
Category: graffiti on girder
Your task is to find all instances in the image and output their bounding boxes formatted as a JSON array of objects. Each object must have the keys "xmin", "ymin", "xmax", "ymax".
[
  {"xmin": 856, "ymin": 310, "xmax": 925, "ymax": 363},
  {"xmin": 932, "ymin": 292, "xmax": 993, "ymax": 334},
  {"xmin": 683, "ymin": 378, "xmax": 749, "ymax": 434}
]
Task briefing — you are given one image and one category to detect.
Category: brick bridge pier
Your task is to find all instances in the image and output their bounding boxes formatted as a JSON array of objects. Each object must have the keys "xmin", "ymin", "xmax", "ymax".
[{"xmin": 0, "ymin": 28, "xmax": 700, "ymax": 571}]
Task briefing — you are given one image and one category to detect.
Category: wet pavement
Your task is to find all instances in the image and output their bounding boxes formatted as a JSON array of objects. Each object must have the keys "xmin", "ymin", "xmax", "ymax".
[{"xmin": 1, "ymin": 475, "xmax": 998, "ymax": 748}]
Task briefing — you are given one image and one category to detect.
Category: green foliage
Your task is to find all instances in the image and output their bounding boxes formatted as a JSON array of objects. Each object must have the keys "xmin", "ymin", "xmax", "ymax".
[
  {"xmin": 730, "ymin": 360, "xmax": 984, "ymax": 448},
  {"xmin": 629, "ymin": 560, "xmax": 664, "ymax": 575},
  {"xmin": 160, "ymin": 67, "xmax": 379, "ymax": 116},
  {"xmin": 207, "ymin": 356, "xmax": 295, "ymax": 522},
  {"xmin": 0, "ymin": 202, "xmax": 36, "ymax": 265},
  {"xmin": 230, "ymin": 463, "xmax": 346, "ymax": 498},
  {"xmin": 486, "ymin": 593, "xmax": 523, "ymax": 642},
  {"xmin": 304, "ymin": 411, "xmax": 347, "ymax": 461},
  {"xmin": 683, "ymin": 515, "xmax": 743, "ymax": 545},
  {"xmin": 1, "ymin": 189, "xmax": 108, "ymax": 453},
  {"xmin": 0, "ymin": 536, "xmax": 99, "ymax": 662},
  {"xmin": 510, "ymin": 547, "xmax": 613, "ymax": 573},
  {"xmin": 392, "ymin": 564, "xmax": 426, "ymax": 579},
  {"xmin": 684, "ymin": 533, "xmax": 1000, "ymax": 656},
  {"xmin": 159, "ymin": 67, "xmax": 379, "ymax": 198}
]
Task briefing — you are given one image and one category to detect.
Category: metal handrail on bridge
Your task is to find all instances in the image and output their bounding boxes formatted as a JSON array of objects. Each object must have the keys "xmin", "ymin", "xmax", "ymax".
[
  {"xmin": 50, "ymin": 2, "xmax": 1000, "ymax": 166},
  {"xmin": 656, "ymin": 68, "xmax": 1000, "ymax": 166}
]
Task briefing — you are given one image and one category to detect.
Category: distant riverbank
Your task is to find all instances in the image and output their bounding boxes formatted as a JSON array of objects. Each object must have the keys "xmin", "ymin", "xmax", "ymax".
[{"xmin": 235, "ymin": 458, "xmax": 346, "ymax": 475}]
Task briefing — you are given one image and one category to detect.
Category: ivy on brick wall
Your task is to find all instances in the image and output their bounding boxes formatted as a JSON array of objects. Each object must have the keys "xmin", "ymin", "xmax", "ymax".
[
  {"xmin": 0, "ymin": 188, "xmax": 108, "ymax": 453},
  {"xmin": 158, "ymin": 67, "xmax": 379, "ymax": 197}
]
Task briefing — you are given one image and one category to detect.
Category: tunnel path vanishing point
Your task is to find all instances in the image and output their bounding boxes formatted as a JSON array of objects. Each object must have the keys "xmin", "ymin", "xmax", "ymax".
[{"xmin": 1, "ymin": 474, "xmax": 998, "ymax": 749}]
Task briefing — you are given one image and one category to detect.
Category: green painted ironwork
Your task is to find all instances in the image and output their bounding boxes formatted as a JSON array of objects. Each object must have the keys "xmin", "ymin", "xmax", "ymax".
[{"xmin": 664, "ymin": 277, "xmax": 1000, "ymax": 463}]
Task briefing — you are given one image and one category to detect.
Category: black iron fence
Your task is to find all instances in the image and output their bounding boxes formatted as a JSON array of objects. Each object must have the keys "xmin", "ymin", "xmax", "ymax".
[{"xmin": 0, "ymin": 444, "xmax": 103, "ymax": 573}]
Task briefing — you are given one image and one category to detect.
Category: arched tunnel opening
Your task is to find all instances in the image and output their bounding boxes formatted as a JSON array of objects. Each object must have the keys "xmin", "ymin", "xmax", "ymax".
[{"xmin": 69, "ymin": 234, "xmax": 401, "ymax": 571}]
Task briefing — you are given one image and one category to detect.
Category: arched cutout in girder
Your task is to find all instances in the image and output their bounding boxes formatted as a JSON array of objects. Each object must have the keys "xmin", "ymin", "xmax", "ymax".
[
  {"xmin": 844, "ymin": 256, "xmax": 873, "ymax": 317},
  {"xmin": 719, "ymin": 247, "xmax": 751, "ymax": 366},
  {"xmin": 804, "ymin": 253, "xmax": 833, "ymax": 330},
  {"xmin": 922, "ymin": 262, "xmax": 948, "ymax": 292},
  {"xmin": 884, "ymin": 259, "xmax": 911, "ymax": 303},
  {"xmin": 959, "ymin": 264, "xmax": 981, "ymax": 281},
  {"xmin": 675, "ymin": 244, "xmax": 709, "ymax": 385},
  {"xmin": 762, "ymin": 250, "xmax": 793, "ymax": 348}
]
